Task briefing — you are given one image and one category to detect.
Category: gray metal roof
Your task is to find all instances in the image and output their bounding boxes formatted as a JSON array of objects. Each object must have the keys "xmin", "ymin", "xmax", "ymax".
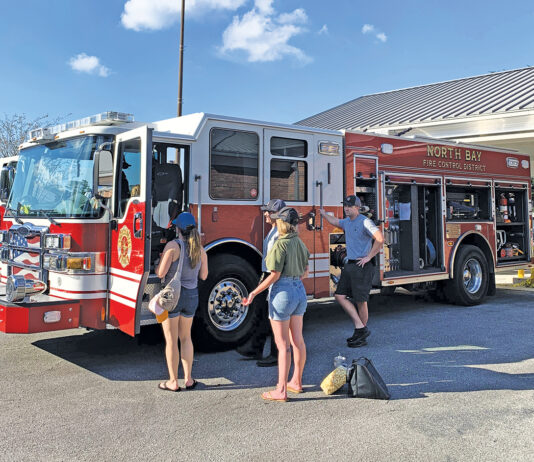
[{"xmin": 296, "ymin": 67, "xmax": 534, "ymax": 131}]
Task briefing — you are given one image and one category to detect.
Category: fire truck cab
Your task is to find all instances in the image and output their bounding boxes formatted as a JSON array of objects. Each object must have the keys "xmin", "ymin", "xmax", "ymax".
[{"xmin": 0, "ymin": 112, "xmax": 343, "ymax": 351}]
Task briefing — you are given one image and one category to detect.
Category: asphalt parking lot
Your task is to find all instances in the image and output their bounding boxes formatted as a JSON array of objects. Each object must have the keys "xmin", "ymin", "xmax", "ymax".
[{"xmin": 2, "ymin": 287, "xmax": 534, "ymax": 461}]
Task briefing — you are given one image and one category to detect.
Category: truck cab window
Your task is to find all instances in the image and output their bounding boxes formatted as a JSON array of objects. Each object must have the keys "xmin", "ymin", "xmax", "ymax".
[
  {"xmin": 209, "ymin": 128, "xmax": 259, "ymax": 200},
  {"xmin": 271, "ymin": 136, "xmax": 307, "ymax": 158},
  {"xmin": 270, "ymin": 136, "xmax": 308, "ymax": 202},
  {"xmin": 116, "ymin": 138, "xmax": 141, "ymax": 217},
  {"xmin": 270, "ymin": 159, "xmax": 307, "ymax": 201}
]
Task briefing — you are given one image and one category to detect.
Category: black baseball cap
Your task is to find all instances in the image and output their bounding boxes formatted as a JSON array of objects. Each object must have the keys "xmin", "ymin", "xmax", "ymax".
[
  {"xmin": 261, "ymin": 199, "xmax": 286, "ymax": 213},
  {"xmin": 342, "ymin": 195, "xmax": 362, "ymax": 207},
  {"xmin": 271, "ymin": 206, "xmax": 299, "ymax": 225}
]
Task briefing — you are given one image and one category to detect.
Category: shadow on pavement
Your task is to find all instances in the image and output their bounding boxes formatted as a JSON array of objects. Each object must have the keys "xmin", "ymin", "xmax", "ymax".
[{"xmin": 32, "ymin": 288, "xmax": 534, "ymax": 399}]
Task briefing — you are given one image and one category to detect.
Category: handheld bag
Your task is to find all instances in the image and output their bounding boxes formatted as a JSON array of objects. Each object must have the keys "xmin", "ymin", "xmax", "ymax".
[
  {"xmin": 147, "ymin": 240, "xmax": 185, "ymax": 322},
  {"xmin": 346, "ymin": 357, "xmax": 390, "ymax": 400},
  {"xmin": 158, "ymin": 239, "xmax": 185, "ymax": 311}
]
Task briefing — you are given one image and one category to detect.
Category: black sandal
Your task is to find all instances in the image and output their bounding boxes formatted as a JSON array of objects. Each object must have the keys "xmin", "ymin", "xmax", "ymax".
[
  {"xmin": 158, "ymin": 382, "xmax": 180, "ymax": 392},
  {"xmin": 185, "ymin": 379, "xmax": 198, "ymax": 390}
]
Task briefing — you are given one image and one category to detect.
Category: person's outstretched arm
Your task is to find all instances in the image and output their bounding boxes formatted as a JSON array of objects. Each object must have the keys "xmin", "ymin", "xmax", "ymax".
[{"xmin": 320, "ymin": 208, "xmax": 341, "ymax": 227}]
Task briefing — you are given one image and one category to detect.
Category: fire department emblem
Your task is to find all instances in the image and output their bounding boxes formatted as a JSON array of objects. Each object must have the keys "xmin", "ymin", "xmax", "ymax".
[{"xmin": 118, "ymin": 226, "xmax": 132, "ymax": 268}]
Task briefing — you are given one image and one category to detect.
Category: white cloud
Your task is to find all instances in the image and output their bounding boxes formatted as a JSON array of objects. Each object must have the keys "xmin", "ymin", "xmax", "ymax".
[
  {"xmin": 121, "ymin": 0, "xmax": 248, "ymax": 31},
  {"xmin": 69, "ymin": 53, "xmax": 110, "ymax": 77},
  {"xmin": 318, "ymin": 24, "xmax": 328, "ymax": 35},
  {"xmin": 376, "ymin": 32, "xmax": 387, "ymax": 42},
  {"xmin": 362, "ymin": 23, "xmax": 387, "ymax": 43},
  {"xmin": 278, "ymin": 8, "xmax": 307, "ymax": 25},
  {"xmin": 220, "ymin": 1, "xmax": 311, "ymax": 63},
  {"xmin": 254, "ymin": 0, "xmax": 274, "ymax": 15}
]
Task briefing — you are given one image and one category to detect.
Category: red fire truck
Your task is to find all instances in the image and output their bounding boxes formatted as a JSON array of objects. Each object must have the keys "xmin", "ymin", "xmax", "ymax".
[{"xmin": 0, "ymin": 112, "xmax": 532, "ymax": 350}]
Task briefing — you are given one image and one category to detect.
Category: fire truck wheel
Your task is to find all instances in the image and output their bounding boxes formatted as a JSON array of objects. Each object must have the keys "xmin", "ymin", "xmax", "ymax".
[
  {"xmin": 446, "ymin": 245, "xmax": 489, "ymax": 306},
  {"xmin": 194, "ymin": 254, "xmax": 264, "ymax": 352}
]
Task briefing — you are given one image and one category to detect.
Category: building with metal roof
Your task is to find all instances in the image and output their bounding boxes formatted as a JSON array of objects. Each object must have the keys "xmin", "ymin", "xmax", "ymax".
[{"xmin": 297, "ymin": 67, "xmax": 534, "ymax": 177}]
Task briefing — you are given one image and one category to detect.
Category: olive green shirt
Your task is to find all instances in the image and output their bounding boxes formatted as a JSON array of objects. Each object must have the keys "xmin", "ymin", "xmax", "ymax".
[{"xmin": 265, "ymin": 233, "xmax": 310, "ymax": 277}]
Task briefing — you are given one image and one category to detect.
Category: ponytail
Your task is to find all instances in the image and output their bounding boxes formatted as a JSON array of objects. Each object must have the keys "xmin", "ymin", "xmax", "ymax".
[
  {"xmin": 183, "ymin": 227, "xmax": 202, "ymax": 268},
  {"xmin": 276, "ymin": 219, "xmax": 297, "ymax": 236}
]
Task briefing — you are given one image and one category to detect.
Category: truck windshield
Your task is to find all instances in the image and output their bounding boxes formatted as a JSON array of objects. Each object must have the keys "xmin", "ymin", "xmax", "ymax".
[{"xmin": 7, "ymin": 135, "xmax": 110, "ymax": 218}]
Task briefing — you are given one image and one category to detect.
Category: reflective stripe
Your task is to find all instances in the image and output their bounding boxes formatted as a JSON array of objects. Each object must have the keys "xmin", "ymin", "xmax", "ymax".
[
  {"xmin": 110, "ymin": 293, "xmax": 136, "ymax": 308},
  {"xmin": 110, "ymin": 267, "xmax": 142, "ymax": 281}
]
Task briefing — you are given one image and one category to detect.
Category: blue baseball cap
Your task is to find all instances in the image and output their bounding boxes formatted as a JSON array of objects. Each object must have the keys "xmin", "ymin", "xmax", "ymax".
[{"xmin": 172, "ymin": 212, "xmax": 196, "ymax": 233}]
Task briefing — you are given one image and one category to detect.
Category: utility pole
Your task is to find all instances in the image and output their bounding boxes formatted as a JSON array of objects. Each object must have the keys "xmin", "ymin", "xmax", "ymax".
[{"xmin": 177, "ymin": 0, "xmax": 185, "ymax": 116}]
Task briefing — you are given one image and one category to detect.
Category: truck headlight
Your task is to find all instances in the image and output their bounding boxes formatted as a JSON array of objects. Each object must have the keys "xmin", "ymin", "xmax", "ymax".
[
  {"xmin": 43, "ymin": 254, "xmax": 67, "ymax": 271},
  {"xmin": 44, "ymin": 252, "xmax": 102, "ymax": 273},
  {"xmin": 66, "ymin": 256, "xmax": 92, "ymax": 271},
  {"xmin": 44, "ymin": 234, "xmax": 71, "ymax": 250}
]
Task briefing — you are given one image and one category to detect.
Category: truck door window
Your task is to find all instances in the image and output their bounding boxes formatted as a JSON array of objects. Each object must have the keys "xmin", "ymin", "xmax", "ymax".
[
  {"xmin": 270, "ymin": 137, "xmax": 307, "ymax": 158},
  {"xmin": 151, "ymin": 142, "xmax": 186, "ymax": 226},
  {"xmin": 116, "ymin": 138, "xmax": 141, "ymax": 217},
  {"xmin": 209, "ymin": 128, "xmax": 259, "ymax": 200},
  {"xmin": 270, "ymin": 159, "xmax": 307, "ymax": 201},
  {"xmin": 270, "ymin": 136, "xmax": 308, "ymax": 202}
]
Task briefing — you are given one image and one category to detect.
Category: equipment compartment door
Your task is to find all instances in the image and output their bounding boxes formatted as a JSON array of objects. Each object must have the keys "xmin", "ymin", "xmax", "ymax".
[{"xmin": 108, "ymin": 127, "xmax": 152, "ymax": 336}]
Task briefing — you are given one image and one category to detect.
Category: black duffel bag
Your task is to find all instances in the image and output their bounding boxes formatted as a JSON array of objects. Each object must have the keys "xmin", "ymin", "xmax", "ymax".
[{"xmin": 346, "ymin": 357, "xmax": 390, "ymax": 400}]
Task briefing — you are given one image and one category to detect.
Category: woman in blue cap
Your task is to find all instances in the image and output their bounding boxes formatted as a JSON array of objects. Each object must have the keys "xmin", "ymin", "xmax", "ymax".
[{"xmin": 155, "ymin": 212, "xmax": 208, "ymax": 392}]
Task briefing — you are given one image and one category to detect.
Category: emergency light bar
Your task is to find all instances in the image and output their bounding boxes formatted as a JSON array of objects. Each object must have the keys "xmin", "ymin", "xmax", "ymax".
[
  {"xmin": 28, "ymin": 127, "xmax": 54, "ymax": 142},
  {"xmin": 27, "ymin": 111, "xmax": 134, "ymax": 142}
]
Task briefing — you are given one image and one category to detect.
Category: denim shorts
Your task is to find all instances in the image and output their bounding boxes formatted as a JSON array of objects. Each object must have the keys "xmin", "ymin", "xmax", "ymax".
[
  {"xmin": 168, "ymin": 287, "xmax": 199, "ymax": 319},
  {"xmin": 268, "ymin": 277, "xmax": 307, "ymax": 322}
]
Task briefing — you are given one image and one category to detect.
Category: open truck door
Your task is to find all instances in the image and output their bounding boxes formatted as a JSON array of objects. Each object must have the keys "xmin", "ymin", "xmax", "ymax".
[{"xmin": 108, "ymin": 127, "xmax": 152, "ymax": 336}]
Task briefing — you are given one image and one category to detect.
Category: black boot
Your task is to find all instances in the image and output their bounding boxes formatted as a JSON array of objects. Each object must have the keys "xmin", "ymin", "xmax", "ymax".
[
  {"xmin": 346, "ymin": 326, "xmax": 370, "ymax": 343},
  {"xmin": 256, "ymin": 336, "xmax": 278, "ymax": 367}
]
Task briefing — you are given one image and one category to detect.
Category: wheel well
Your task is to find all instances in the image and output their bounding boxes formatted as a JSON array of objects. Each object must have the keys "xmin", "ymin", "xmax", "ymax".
[
  {"xmin": 450, "ymin": 233, "xmax": 494, "ymax": 279},
  {"xmin": 206, "ymin": 241, "xmax": 262, "ymax": 276}
]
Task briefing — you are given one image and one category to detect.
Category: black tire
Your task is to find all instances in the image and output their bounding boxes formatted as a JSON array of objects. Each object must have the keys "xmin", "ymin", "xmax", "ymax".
[
  {"xmin": 193, "ymin": 254, "xmax": 265, "ymax": 352},
  {"xmin": 445, "ymin": 245, "xmax": 489, "ymax": 306}
]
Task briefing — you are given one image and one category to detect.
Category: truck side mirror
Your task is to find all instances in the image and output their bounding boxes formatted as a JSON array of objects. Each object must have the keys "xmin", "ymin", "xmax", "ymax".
[
  {"xmin": 93, "ymin": 150, "xmax": 113, "ymax": 198},
  {"xmin": 0, "ymin": 166, "xmax": 13, "ymax": 203}
]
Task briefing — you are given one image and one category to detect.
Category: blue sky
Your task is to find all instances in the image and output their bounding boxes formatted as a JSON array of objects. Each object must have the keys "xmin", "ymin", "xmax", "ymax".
[{"xmin": 1, "ymin": 0, "xmax": 533, "ymax": 126}]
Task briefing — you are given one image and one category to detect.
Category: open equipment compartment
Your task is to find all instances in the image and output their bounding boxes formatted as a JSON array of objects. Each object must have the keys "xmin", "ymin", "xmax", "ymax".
[
  {"xmin": 383, "ymin": 176, "xmax": 443, "ymax": 277},
  {"xmin": 495, "ymin": 182, "xmax": 529, "ymax": 264}
]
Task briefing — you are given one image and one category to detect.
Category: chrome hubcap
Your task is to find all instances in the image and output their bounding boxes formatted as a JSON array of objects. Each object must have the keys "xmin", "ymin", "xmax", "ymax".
[
  {"xmin": 463, "ymin": 258, "xmax": 482, "ymax": 294},
  {"xmin": 208, "ymin": 278, "xmax": 248, "ymax": 331}
]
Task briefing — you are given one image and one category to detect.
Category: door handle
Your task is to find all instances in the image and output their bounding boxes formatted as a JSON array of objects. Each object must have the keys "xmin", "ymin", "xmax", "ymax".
[
  {"xmin": 315, "ymin": 181, "xmax": 323, "ymax": 230},
  {"xmin": 307, "ymin": 211, "xmax": 316, "ymax": 231},
  {"xmin": 133, "ymin": 212, "xmax": 143, "ymax": 238},
  {"xmin": 194, "ymin": 175, "xmax": 202, "ymax": 234}
]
